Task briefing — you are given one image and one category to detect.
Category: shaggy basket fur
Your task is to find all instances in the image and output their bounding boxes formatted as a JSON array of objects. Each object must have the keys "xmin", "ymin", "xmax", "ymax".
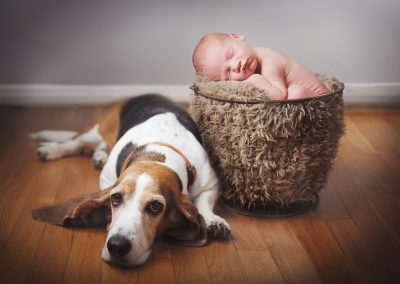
[{"xmin": 189, "ymin": 75, "xmax": 345, "ymax": 209}]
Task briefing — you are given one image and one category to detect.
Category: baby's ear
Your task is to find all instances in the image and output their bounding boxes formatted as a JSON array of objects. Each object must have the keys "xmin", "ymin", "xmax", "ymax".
[{"xmin": 228, "ymin": 33, "xmax": 245, "ymax": 41}]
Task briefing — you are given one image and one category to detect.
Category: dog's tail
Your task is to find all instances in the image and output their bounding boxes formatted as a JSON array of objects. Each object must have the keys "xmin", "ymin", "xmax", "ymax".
[{"xmin": 29, "ymin": 130, "xmax": 78, "ymax": 142}]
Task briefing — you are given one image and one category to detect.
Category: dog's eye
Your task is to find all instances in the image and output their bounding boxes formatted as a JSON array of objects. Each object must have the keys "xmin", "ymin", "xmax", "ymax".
[
  {"xmin": 111, "ymin": 193, "xmax": 123, "ymax": 207},
  {"xmin": 146, "ymin": 201, "xmax": 164, "ymax": 215}
]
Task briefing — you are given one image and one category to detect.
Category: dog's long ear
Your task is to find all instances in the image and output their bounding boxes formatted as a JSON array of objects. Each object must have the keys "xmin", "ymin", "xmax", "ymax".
[
  {"xmin": 32, "ymin": 188, "xmax": 112, "ymax": 227},
  {"xmin": 163, "ymin": 194, "xmax": 207, "ymax": 247}
]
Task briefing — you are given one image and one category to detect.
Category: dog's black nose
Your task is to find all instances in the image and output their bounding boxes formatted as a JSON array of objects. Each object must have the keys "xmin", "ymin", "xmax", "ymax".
[{"xmin": 107, "ymin": 235, "xmax": 131, "ymax": 258}]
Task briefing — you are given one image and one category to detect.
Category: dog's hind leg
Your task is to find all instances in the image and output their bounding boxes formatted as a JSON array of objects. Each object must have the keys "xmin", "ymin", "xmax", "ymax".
[
  {"xmin": 36, "ymin": 124, "xmax": 109, "ymax": 168},
  {"xmin": 32, "ymin": 101, "xmax": 123, "ymax": 167},
  {"xmin": 29, "ymin": 130, "xmax": 78, "ymax": 142},
  {"xmin": 91, "ymin": 140, "xmax": 109, "ymax": 169}
]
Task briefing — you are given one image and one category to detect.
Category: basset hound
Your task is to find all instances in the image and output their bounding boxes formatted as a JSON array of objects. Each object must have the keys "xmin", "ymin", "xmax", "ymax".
[{"xmin": 31, "ymin": 94, "xmax": 230, "ymax": 267}]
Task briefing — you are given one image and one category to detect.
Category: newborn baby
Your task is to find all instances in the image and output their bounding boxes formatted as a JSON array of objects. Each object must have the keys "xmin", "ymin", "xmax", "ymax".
[{"xmin": 193, "ymin": 33, "xmax": 328, "ymax": 100}]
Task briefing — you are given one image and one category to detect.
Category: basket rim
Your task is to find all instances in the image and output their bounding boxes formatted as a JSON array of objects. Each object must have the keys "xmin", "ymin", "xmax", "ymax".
[{"xmin": 192, "ymin": 81, "xmax": 345, "ymax": 105}]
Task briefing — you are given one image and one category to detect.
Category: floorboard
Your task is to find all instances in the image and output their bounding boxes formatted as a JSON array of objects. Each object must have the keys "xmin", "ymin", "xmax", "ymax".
[{"xmin": 0, "ymin": 105, "xmax": 399, "ymax": 283}]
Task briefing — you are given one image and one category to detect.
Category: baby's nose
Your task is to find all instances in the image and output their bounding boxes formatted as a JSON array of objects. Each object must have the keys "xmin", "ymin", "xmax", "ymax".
[{"xmin": 232, "ymin": 60, "xmax": 241, "ymax": 73}]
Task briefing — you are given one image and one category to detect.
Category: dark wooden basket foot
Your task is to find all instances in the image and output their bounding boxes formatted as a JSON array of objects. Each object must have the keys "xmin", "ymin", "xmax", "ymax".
[{"xmin": 222, "ymin": 194, "xmax": 319, "ymax": 218}]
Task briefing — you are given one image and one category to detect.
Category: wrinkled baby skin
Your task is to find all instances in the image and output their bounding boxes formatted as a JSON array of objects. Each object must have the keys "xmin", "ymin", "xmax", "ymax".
[{"xmin": 193, "ymin": 33, "xmax": 328, "ymax": 100}]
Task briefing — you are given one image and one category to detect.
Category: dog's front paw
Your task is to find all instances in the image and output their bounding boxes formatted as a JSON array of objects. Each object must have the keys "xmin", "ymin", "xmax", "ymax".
[
  {"xmin": 91, "ymin": 149, "xmax": 109, "ymax": 169},
  {"xmin": 203, "ymin": 214, "xmax": 231, "ymax": 239},
  {"xmin": 36, "ymin": 142, "xmax": 64, "ymax": 161}
]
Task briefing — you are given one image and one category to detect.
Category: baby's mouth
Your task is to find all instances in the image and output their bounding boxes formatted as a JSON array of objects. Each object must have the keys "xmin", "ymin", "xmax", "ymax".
[
  {"xmin": 241, "ymin": 58, "xmax": 250, "ymax": 72},
  {"xmin": 240, "ymin": 60, "xmax": 246, "ymax": 72}
]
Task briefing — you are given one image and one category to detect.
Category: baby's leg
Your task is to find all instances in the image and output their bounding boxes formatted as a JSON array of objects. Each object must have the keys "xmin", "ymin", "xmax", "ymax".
[{"xmin": 287, "ymin": 84, "xmax": 315, "ymax": 100}]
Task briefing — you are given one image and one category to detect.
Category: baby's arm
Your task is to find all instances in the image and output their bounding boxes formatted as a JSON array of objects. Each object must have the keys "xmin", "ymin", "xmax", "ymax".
[{"xmin": 243, "ymin": 74, "xmax": 287, "ymax": 100}]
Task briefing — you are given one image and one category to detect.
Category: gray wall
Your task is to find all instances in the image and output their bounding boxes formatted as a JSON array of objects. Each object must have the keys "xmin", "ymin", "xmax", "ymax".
[{"xmin": 1, "ymin": 0, "xmax": 399, "ymax": 85}]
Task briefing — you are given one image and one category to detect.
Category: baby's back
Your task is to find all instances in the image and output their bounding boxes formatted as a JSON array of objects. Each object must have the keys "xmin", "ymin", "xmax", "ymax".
[{"xmin": 255, "ymin": 47, "xmax": 327, "ymax": 95}]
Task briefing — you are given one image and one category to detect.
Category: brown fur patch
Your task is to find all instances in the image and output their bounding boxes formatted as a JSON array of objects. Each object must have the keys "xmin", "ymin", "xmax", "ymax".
[
  {"xmin": 32, "ymin": 188, "xmax": 112, "ymax": 227},
  {"xmin": 111, "ymin": 162, "xmax": 182, "ymax": 245},
  {"xmin": 115, "ymin": 161, "xmax": 205, "ymax": 245},
  {"xmin": 120, "ymin": 161, "xmax": 181, "ymax": 194},
  {"xmin": 121, "ymin": 145, "xmax": 166, "ymax": 174},
  {"xmin": 81, "ymin": 100, "xmax": 126, "ymax": 149},
  {"xmin": 189, "ymin": 75, "xmax": 345, "ymax": 208}
]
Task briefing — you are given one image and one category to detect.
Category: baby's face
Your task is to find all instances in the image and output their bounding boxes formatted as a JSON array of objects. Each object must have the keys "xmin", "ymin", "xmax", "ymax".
[{"xmin": 202, "ymin": 37, "xmax": 257, "ymax": 81}]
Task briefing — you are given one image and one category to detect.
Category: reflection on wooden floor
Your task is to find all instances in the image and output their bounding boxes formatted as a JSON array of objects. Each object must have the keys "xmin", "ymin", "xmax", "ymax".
[{"xmin": 0, "ymin": 105, "xmax": 399, "ymax": 283}]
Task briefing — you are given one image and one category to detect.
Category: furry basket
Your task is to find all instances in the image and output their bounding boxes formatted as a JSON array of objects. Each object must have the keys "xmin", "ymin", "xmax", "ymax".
[{"xmin": 189, "ymin": 75, "xmax": 345, "ymax": 214}]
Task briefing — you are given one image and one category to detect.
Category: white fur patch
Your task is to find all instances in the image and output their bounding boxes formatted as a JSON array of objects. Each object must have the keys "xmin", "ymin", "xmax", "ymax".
[
  {"xmin": 78, "ymin": 124, "xmax": 103, "ymax": 148},
  {"xmin": 29, "ymin": 130, "xmax": 78, "ymax": 142},
  {"xmin": 99, "ymin": 112, "xmax": 214, "ymax": 196},
  {"xmin": 34, "ymin": 124, "xmax": 106, "ymax": 162},
  {"xmin": 99, "ymin": 111, "xmax": 228, "ymax": 252},
  {"xmin": 102, "ymin": 173, "xmax": 153, "ymax": 266}
]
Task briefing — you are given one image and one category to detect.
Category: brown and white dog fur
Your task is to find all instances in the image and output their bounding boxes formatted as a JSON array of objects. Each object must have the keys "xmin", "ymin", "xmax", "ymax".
[{"xmin": 31, "ymin": 94, "xmax": 230, "ymax": 267}]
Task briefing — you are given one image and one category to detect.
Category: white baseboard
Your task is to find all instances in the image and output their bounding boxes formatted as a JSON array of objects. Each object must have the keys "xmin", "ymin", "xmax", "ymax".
[
  {"xmin": 343, "ymin": 82, "xmax": 400, "ymax": 106},
  {"xmin": 0, "ymin": 84, "xmax": 192, "ymax": 106},
  {"xmin": 0, "ymin": 82, "xmax": 399, "ymax": 106}
]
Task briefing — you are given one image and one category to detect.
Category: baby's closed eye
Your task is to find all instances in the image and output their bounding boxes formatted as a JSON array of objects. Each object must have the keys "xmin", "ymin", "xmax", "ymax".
[
  {"xmin": 230, "ymin": 48, "xmax": 234, "ymax": 58},
  {"xmin": 225, "ymin": 48, "xmax": 234, "ymax": 60}
]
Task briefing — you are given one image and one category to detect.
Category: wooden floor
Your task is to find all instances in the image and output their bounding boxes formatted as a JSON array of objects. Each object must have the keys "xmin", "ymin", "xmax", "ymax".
[{"xmin": 0, "ymin": 105, "xmax": 399, "ymax": 284}]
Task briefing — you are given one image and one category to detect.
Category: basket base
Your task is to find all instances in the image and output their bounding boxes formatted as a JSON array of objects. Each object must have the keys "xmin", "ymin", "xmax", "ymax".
[{"xmin": 222, "ymin": 194, "xmax": 319, "ymax": 218}]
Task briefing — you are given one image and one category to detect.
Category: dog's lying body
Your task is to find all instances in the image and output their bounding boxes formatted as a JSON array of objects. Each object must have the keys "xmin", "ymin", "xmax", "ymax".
[{"xmin": 31, "ymin": 94, "xmax": 230, "ymax": 267}]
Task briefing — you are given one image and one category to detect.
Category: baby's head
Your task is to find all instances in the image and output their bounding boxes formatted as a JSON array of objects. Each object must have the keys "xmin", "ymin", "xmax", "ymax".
[{"xmin": 192, "ymin": 33, "xmax": 258, "ymax": 81}]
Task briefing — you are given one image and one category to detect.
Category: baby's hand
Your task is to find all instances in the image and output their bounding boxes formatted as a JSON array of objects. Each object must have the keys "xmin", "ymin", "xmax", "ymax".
[
  {"xmin": 242, "ymin": 74, "xmax": 265, "ymax": 84},
  {"xmin": 242, "ymin": 74, "xmax": 271, "ymax": 92},
  {"xmin": 243, "ymin": 74, "xmax": 287, "ymax": 100}
]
